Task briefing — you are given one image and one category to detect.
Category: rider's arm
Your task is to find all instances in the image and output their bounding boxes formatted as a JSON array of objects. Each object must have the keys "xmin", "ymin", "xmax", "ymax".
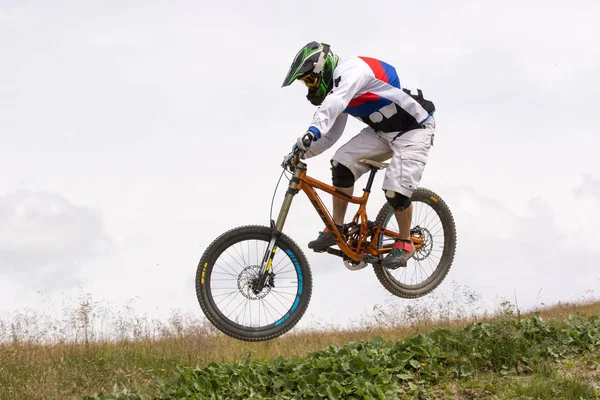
[
  {"xmin": 306, "ymin": 59, "xmax": 369, "ymax": 139},
  {"xmin": 302, "ymin": 113, "xmax": 348, "ymax": 159}
]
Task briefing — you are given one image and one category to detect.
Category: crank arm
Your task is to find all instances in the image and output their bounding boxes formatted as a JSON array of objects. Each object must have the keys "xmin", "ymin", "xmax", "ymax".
[{"xmin": 362, "ymin": 254, "xmax": 382, "ymax": 265}]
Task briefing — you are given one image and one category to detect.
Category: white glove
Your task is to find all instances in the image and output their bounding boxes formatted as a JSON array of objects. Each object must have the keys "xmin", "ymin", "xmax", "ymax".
[{"xmin": 295, "ymin": 131, "xmax": 315, "ymax": 152}]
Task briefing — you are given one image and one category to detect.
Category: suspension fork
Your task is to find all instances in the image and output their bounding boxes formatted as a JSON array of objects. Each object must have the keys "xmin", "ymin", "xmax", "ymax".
[{"xmin": 255, "ymin": 161, "xmax": 305, "ymax": 292}]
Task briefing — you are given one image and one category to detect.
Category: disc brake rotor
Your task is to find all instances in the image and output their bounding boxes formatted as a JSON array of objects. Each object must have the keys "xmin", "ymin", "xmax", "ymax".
[
  {"xmin": 237, "ymin": 265, "xmax": 272, "ymax": 300},
  {"xmin": 412, "ymin": 226, "xmax": 433, "ymax": 261}
]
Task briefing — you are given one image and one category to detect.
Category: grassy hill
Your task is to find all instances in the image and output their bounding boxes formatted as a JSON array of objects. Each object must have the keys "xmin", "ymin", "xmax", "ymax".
[{"xmin": 0, "ymin": 293, "xmax": 599, "ymax": 399}]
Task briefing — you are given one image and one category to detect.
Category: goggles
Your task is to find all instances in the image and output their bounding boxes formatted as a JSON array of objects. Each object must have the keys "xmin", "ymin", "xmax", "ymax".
[{"xmin": 299, "ymin": 74, "xmax": 319, "ymax": 88}]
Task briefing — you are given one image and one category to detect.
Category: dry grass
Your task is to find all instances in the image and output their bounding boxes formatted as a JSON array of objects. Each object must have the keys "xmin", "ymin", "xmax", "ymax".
[
  {"xmin": 0, "ymin": 283, "xmax": 598, "ymax": 399},
  {"xmin": 521, "ymin": 300, "xmax": 600, "ymax": 320}
]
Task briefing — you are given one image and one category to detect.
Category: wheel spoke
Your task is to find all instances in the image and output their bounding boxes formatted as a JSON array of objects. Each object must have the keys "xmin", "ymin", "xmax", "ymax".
[
  {"xmin": 198, "ymin": 230, "xmax": 308, "ymax": 334},
  {"xmin": 375, "ymin": 192, "xmax": 455, "ymax": 293}
]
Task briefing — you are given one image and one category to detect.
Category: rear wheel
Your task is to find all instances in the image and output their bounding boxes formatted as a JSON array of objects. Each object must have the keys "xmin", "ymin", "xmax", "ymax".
[
  {"xmin": 195, "ymin": 225, "xmax": 312, "ymax": 341},
  {"xmin": 372, "ymin": 187, "xmax": 457, "ymax": 298}
]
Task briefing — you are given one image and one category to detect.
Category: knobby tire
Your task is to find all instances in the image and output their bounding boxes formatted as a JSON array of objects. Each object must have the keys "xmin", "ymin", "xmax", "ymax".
[
  {"xmin": 373, "ymin": 187, "xmax": 457, "ymax": 298},
  {"xmin": 195, "ymin": 225, "xmax": 313, "ymax": 341}
]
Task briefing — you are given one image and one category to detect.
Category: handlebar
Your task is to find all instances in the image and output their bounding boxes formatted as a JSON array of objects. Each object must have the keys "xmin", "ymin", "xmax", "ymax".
[
  {"xmin": 282, "ymin": 132, "xmax": 314, "ymax": 172},
  {"xmin": 292, "ymin": 147, "xmax": 304, "ymax": 167},
  {"xmin": 282, "ymin": 148, "xmax": 306, "ymax": 172}
]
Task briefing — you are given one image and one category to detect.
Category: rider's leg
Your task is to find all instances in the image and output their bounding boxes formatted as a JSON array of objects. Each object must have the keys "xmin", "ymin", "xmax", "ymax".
[
  {"xmin": 394, "ymin": 202, "xmax": 413, "ymax": 241},
  {"xmin": 331, "ymin": 160, "xmax": 355, "ymax": 225},
  {"xmin": 332, "ymin": 186, "xmax": 353, "ymax": 225},
  {"xmin": 381, "ymin": 116, "xmax": 436, "ymax": 267},
  {"xmin": 308, "ymin": 127, "xmax": 389, "ymax": 251},
  {"xmin": 382, "ymin": 190, "xmax": 415, "ymax": 267},
  {"xmin": 307, "ymin": 162, "xmax": 355, "ymax": 250}
]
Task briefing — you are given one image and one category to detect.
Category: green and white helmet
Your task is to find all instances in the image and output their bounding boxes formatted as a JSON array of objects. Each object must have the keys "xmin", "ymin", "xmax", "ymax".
[{"xmin": 281, "ymin": 41, "xmax": 339, "ymax": 106}]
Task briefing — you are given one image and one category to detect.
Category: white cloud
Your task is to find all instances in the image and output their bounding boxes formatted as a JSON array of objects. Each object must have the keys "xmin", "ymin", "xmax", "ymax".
[
  {"xmin": 0, "ymin": 188, "xmax": 112, "ymax": 290},
  {"xmin": 575, "ymin": 173, "xmax": 600, "ymax": 203},
  {"xmin": 437, "ymin": 185, "xmax": 600, "ymax": 305}
]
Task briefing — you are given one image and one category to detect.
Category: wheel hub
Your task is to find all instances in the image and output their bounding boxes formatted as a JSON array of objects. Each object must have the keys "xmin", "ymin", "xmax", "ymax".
[
  {"xmin": 237, "ymin": 265, "xmax": 272, "ymax": 300},
  {"xmin": 412, "ymin": 226, "xmax": 433, "ymax": 261}
]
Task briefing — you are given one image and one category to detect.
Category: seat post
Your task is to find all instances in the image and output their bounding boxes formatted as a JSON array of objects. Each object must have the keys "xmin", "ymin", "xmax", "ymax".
[
  {"xmin": 358, "ymin": 159, "xmax": 388, "ymax": 193},
  {"xmin": 363, "ymin": 167, "xmax": 378, "ymax": 193}
]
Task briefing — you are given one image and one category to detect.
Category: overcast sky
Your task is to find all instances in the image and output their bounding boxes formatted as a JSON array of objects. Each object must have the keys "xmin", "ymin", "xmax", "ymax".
[{"xmin": 1, "ymin": 0, "xmax": 599, "ymax": 331}]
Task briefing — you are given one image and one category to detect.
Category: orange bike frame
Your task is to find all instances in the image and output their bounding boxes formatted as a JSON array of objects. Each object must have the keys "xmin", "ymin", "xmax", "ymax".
[{"xmin": 274, "ymin": 160, "xmax": 401, "ymax": 264}]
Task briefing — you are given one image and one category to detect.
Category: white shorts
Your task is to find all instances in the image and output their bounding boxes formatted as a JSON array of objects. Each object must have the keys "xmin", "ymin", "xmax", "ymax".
[{"xmin": 331, "ymin": 116, "xmax": 435, "ymax": 197}]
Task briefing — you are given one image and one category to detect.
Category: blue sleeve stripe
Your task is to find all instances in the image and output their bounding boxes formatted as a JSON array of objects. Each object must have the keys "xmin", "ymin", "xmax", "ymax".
[
  {"xmin": 381, "ymin": 61, "xmax": 400, "ymax": 88},
  {"xmin": 307, "ymin": 126, "xmax": 321, "ymax": 140}
]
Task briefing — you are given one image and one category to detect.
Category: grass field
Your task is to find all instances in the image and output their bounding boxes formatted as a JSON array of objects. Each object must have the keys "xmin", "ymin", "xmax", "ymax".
[{"xmin": 0, "ymin": 285, "xmax": 599, "ymax": 399}]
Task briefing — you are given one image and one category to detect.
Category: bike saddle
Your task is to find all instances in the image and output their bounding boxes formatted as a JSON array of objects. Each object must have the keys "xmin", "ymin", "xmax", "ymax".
[{"xmin": 359, "ymin": 159, "xmax": 389, "ymax": 169}]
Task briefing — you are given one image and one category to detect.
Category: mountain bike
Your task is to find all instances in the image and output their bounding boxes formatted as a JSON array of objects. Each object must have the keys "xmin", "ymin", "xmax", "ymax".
[{"xmin": 195, "ymin": 149, "xmax": 457, "ymax": 341}]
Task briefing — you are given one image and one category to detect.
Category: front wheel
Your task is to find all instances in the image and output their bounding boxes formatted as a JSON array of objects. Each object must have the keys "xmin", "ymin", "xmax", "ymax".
[
  {"xmin": 372, "ymin": 187, "xmax": 457, "ymax": 298},
  {"xmin": 195, "ymin": 225, "xmax": 312, "ymax": 341}
]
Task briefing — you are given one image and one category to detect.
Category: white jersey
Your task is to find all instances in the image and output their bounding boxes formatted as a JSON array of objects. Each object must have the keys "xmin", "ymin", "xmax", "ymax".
[{"xmin": 304, "ymin": 56, "xmax": 435, "ymax": 159}]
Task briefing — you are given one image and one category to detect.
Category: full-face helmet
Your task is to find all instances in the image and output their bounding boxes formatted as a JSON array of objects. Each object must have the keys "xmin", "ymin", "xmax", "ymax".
[{"xmin": 281, "ymin": 41, "xmax": 339, "ymax": 106}]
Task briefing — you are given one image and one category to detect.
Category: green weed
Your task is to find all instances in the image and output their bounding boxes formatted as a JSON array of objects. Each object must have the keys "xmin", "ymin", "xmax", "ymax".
[{"xmin": 83, "ymin": 312, "xmax": 600, "ymax": 399}]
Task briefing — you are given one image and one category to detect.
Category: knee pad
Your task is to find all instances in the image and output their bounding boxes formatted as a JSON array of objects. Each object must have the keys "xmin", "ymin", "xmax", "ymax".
[
  {"xmin": 331, "ymin": 161, "xmax": 355, "ymax": 188},
  {"xmin": 385, "ymin": 190, "xmax": 411, "ymax": 211}
]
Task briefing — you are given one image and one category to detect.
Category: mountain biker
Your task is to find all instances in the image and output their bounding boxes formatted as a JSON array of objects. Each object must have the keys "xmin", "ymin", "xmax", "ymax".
[{"xmin": 281, "ymin": 41, "xmax": 436, "ymax": 269}]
